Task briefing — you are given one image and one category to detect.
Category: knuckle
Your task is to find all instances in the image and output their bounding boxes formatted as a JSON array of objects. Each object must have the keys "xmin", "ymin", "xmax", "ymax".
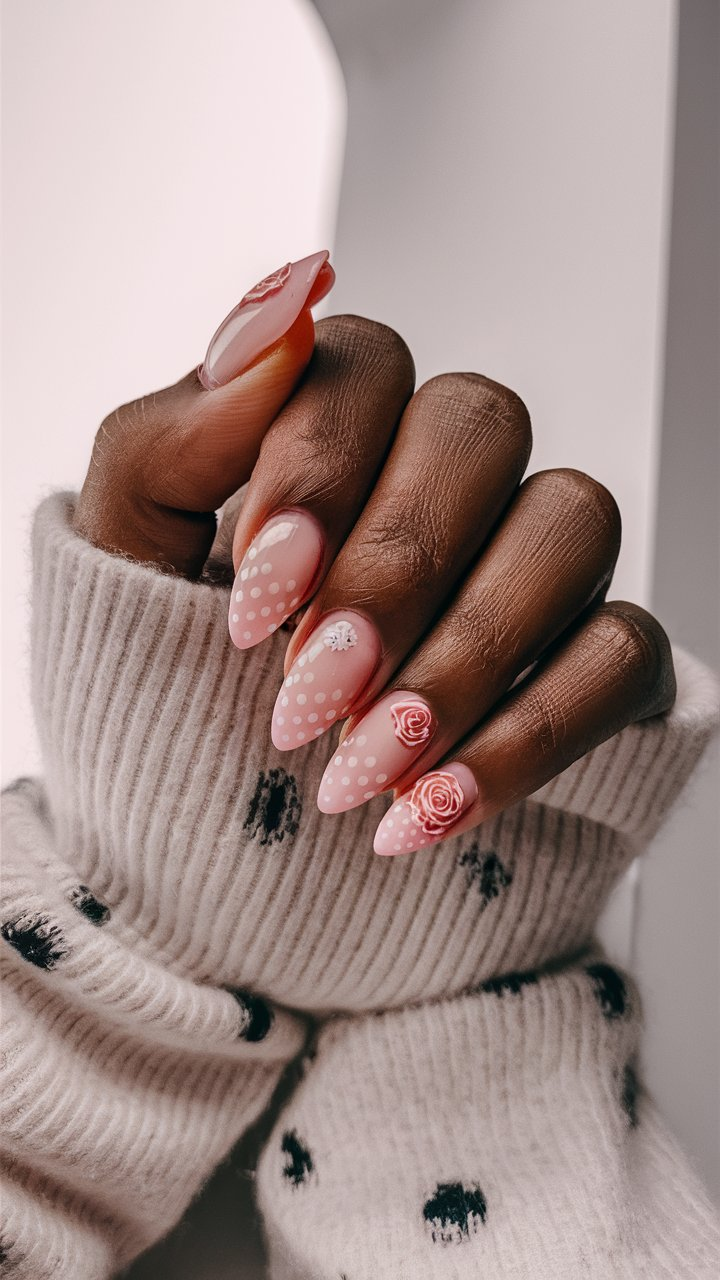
[
  {"xmin": 314, "ymin": 314, "xmax": 415, "ymax": 392},
  {"xmin": 524, "ymin": 468, "xmax": 622, "ymax": 553},
  {"xmin": 354, "ymin": 499, "xmax": 449, "ymax": 594},
  {"xmin": 92, "ymin": 389, "xmax": 183, "ymax": 499},
  {"xmin": 414, "ymin": 372, "xmax": 532, "ymax": 465},
  {"xmin": 592, "ymin": 603, "xmax": 673, "ymax": 706},
  {"xmin": 92, "ymin": 402, "xmax": 139, "ymax": 478},
  {"xmin": 521, "ymin": 686, "xmax": 569, "ymax": 759},
  {"xmin": 443, "ymin": 596, "xmax": 511, "ymax": 673}
]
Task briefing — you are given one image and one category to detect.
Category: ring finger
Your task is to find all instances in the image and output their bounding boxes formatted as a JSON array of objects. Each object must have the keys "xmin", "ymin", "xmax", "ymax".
[
  {"xmin": 317, "ymin": 468, "xmax": 621, "ymax": 812},
  {"xmin": 372, "ymin": 601, "xmax": 674, "ymax": 854}
]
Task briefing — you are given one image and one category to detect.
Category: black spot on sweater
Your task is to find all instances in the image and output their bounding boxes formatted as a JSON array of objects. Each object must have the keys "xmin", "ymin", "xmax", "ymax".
[
  {"xmin": 1, "ymin": 914, "xmax": 67, "ymax": 970},
  {"xmin": 458, "ymin": 846, "xmax": 513, "ymax": 907},
  {"xmin": 244, "ymin": 769, "xmax": 302, "ymax": 846},
  {"xmin": 480, "ymin": 970, "xmax": 538, "ymax": 997},
  {"xmin": 621, "ymin": 1063, "xmax": 639, "ymax": 1127},
  {"xmin": 68, "ymin": 885, "xmax": 110, "ymax": 926},
  {"xmin": 586, "ymin": 963, "xmax": 628, "ymax": 1019},
  {"xmin": 423, "ymin": 1182, "xmax": 487, "ymax": 1243},
  {"xmin": 0, "ymin": 1236, "xmax": 20, "ymax": 1273},
  {"xmin": 281, "ymin": 1130, "xmax": 314, "ymax": 1187},
  {"xmin": 230, "ymin": 989, "xmax": 273, "ymax": 1042}
]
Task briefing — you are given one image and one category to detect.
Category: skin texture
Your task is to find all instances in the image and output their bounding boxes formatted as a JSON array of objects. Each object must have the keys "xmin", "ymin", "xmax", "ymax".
[{"xmin": 74, "ymin": 313, "xmax": 676, "ymax": 848}]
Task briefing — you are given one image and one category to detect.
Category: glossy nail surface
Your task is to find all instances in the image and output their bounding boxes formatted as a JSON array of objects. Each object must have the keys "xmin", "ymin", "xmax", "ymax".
[
  {"xmin": 373, "ymin": 763, "xmax": 477, "ymax": 856},
  {"xmin": 317, "ymin": 691, "xmax": 436, "ymax": 813},
  {"xmin": 229, "ymin": 511, "xmax": 324, "ymax": 650},
  {"xmin": 271, "ymin": 611, "xmax": 381, "ymax": 751},
  {"xmin": 199, "ymin": 250, "xmax": 335, "ymax": 390}
]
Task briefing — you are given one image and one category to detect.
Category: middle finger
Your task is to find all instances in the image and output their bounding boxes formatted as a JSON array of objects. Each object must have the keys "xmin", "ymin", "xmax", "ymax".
[{"xmin": 272, "ymin": 374, "xmax": 531, "ymax": 749}]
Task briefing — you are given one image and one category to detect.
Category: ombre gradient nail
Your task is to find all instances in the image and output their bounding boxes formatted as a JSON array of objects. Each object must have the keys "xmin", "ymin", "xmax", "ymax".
[
  {"xmin": 199, "ymin": 250, "xmax": 335, "ymax": 390},
  {"xmin": 271, "ymin": 611, "xmax": 381, "ymax": 750},
  {"xmin": 317, "ymin": 691, "xmax": 436, "ymax": 813},
  {"xmin": 229, "ymin": 511, "xmax": 324, "ymax": 649},
  {"xmin": 373, "ymin": 763, "xmax": 477, "ymax": 855}
]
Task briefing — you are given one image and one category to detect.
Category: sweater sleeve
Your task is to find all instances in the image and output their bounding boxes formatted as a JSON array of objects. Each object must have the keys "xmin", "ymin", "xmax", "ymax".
[
  {"xmin": 0, "ymin": 498, "xmax": 309, "ymax": 1279},
  {"xmin": 255, "ymin": 963, "xmax": 720, "ymax": 1278},
  {"xmin": 2, "ymin": 492, "xmax": 718, "ymax": 1278}
]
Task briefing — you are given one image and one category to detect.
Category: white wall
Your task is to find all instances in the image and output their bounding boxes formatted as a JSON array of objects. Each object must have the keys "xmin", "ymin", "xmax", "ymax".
[
  {"xmin": 316, "ymin": 0, "xmax": 677, "ymax": 608},
  {"xmin": 1, "ymin": 0, "xmax": 345, "ymax": 780},
  {"xmin": 636, "ymin": 0, "xmax": 720, "ymax": 1205}
]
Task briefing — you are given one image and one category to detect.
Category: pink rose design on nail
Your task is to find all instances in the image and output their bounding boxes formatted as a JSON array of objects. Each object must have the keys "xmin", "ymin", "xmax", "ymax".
[
  {"xmin": 241, "ymin": 262, "xmax": 292, "ymax": 306},
  {"xmin": 408, "ymin": 770, "xmax": 465, "ymax": 837},
  {"xmin": 390, "ymin": 698, "xmax": 434, "ymax": 748}
]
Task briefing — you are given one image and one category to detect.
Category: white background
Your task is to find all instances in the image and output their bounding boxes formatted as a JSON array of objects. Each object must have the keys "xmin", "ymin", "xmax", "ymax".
[{"xmin": 2, "ymin": 1, "xmax": 718, "ymax": 1271}]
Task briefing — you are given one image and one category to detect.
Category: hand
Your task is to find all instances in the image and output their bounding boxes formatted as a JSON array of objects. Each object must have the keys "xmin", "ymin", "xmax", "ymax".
[{"xmin": 75, "ymin": 253, "xmax": 676, "ymax": 854}]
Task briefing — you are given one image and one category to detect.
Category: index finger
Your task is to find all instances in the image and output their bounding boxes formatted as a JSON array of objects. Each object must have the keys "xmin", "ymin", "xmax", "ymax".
[{"xmin": 228, "ymin": 315, "xmax": 415, "ymax": 649}]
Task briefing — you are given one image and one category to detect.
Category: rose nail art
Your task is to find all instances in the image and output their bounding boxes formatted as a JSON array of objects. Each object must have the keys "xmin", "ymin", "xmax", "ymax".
[
  {"xmin": 373, "ymin": 763, "xmax": 477, "ymax": 855},
  {"xmin": 198, "ymin": 250, "xmax": 335, "ymax": 390},
  {"xmin": 317, "ymin": 691, "xmax": 436, "ymax": 813},
  {"xmin": 271, "ymin": 611, "xmax": 381, "ymax": 751},
  {"xmin": 229, "ymin": 511, "xmax": 324, "ymax": 650}
]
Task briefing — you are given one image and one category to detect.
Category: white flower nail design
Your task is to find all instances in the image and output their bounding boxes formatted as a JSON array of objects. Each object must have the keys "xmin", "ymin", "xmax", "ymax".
[{"xmin": 322, "ymin": 620, "xmax": 359, "ymax": 652}]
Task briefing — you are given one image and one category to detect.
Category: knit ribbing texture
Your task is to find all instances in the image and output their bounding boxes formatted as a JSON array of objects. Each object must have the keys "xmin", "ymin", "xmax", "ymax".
[{"xmin": 1, "ymin": 492, "xmax": 718, "ymax": 1277}]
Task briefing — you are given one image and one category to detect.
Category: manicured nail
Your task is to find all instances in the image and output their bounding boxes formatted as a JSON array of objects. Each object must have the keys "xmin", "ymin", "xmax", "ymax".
[
  {"xmin": 373, "ymin": 763, "xmax": 477, "ymax": 855},
  {"xmin": 198, "ymin": 250, "xmax": 335, "ymax": 390},
  {"xmin": 271, "ymin": 611, "xmax": 381, "ymax": 750},
  {"xmin": 229, "ymin": 511, "xmax": 324, "ymax": 650},
  {"xmin": 317, "ymin": 691, "xmax": 436, "ymax": 813}
]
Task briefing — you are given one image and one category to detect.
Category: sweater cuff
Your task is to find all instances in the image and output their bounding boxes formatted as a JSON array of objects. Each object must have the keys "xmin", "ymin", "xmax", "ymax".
[
  {"xmin": 533, "ymin": 647, "xmax": 719, "ymax": 847},
  {"xmin": 32, "ymin": 491, "xmax": 718, "ymax": 862},
  {"xmin": 256, "ymin": 963, "xmax": 720, "ymax": 1277}
]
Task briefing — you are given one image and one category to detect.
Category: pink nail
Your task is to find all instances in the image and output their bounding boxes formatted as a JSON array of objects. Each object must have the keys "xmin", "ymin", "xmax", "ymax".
[
  {"xmin": 229, "ymin": 511, "xmax": 324, "ymax": 650},
  {"xmin": 198, "ymin": 250, "xmax": 335, "ymax": 390},
  {"xmin": 271, "ymin": 611, "xmax": 381, "ymax": 751},
  {"xmin": 373, "ymin": 763, "xmax": 478, "ymax": 856},
  {"xmin": 317, "ymin": 691, "xmax": 436, "ymax": 813}
]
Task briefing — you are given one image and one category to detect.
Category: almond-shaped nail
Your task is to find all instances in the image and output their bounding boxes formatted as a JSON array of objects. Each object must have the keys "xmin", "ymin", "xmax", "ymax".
[
  {"xmin": 271, "ymin": 612, "xmax": 381, "ymax": 751},
  {"xmin": 373, "ymin": 763, "xmax": 478, "ymax": 856},
  {"xmin": 199, "ymin": 250, "xmax": 335, "ymax": 390},
  {"xmin": 229, "ymin": 511, "xmax": 324, "ymax": 649},
  {"xmin": 317, "ymin": 691, "xmax": 436, "ymax": 813}
]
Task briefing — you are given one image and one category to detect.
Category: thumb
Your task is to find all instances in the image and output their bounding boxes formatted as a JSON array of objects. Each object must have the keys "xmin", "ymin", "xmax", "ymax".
[
  {"xmin": 171, "ymin": 250, "xmax": 335, "ymax": 512},
  {"xmin": 76, "ymin": 251, "xmax": 334, "ymax": 577}
]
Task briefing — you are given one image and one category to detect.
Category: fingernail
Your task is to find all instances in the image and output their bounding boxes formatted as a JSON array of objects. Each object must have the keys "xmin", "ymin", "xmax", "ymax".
[
  {"xmin": 229, "ymin": 511, "xmax": 324, "ymax": 650},
  {"xmin": 373, "ymin": 763, "xmax": 477, "ymax": 856},
  {"xmin": 317, "ymin": 691, "xmax": 436, "ymax": 813},
  {"xmin": 198, "ymin": 250, "xmax": 335, "ymax": 390},
  {"xmin": 271, "ymin": 612, "xmax": 381, "ymax": 750}
]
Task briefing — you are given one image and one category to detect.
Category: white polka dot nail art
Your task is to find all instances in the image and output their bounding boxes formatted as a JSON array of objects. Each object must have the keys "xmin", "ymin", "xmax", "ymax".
[
  {"xmin": 271, "ymin": 611, "xmax": 381, "ymax": 751},
  {"xmin": 316, "ymin": 690, "xmax": 437, "ymax": 814},
  {"xmin": 228, "ymin": 511, "xmax": 323, "ymax": 651}
]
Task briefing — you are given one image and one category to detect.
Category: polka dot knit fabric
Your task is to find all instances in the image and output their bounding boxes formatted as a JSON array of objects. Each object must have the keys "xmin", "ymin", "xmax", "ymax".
[{"xmin": 1, "ymin": 493, "xmax": 719, "ymax": 1279}]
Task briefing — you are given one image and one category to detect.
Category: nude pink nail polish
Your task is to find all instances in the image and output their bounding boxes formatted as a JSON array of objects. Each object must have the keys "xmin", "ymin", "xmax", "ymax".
[
  {"xmin": 317, "ymin": 691, "xmax": 436, "ymax": 813},
  {"xmin": 373, "ymin": 763, "xmax": 477, "ymax": 856},
  {"xmin": 229, "ymin": 511, "xmax": 324, "ymax": 650},
  {"xmin": 198, "ymin": 250, "xmax": 335, "ymax": 390},
  {"xmin": 271, "ymin": 612, "xmax": 381, "ymax": 751}
]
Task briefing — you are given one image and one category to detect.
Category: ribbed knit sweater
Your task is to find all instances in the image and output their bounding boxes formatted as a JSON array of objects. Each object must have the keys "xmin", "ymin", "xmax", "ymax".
[{"xmin": 1, "ymin": 492, "xmax": 719, "ymax": 1279}]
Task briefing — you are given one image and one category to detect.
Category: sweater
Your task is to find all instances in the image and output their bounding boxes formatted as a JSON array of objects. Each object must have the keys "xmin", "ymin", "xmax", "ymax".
[{"xmin": 1, "ymin": 491, "xmax": 719, "ymax": 1279}]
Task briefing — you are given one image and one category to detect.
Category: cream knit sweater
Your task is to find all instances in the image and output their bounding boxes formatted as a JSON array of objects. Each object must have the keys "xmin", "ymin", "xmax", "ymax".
[{"xmin": 1, "ymin": 493, "xmax": 719, "ymax": 1279}]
